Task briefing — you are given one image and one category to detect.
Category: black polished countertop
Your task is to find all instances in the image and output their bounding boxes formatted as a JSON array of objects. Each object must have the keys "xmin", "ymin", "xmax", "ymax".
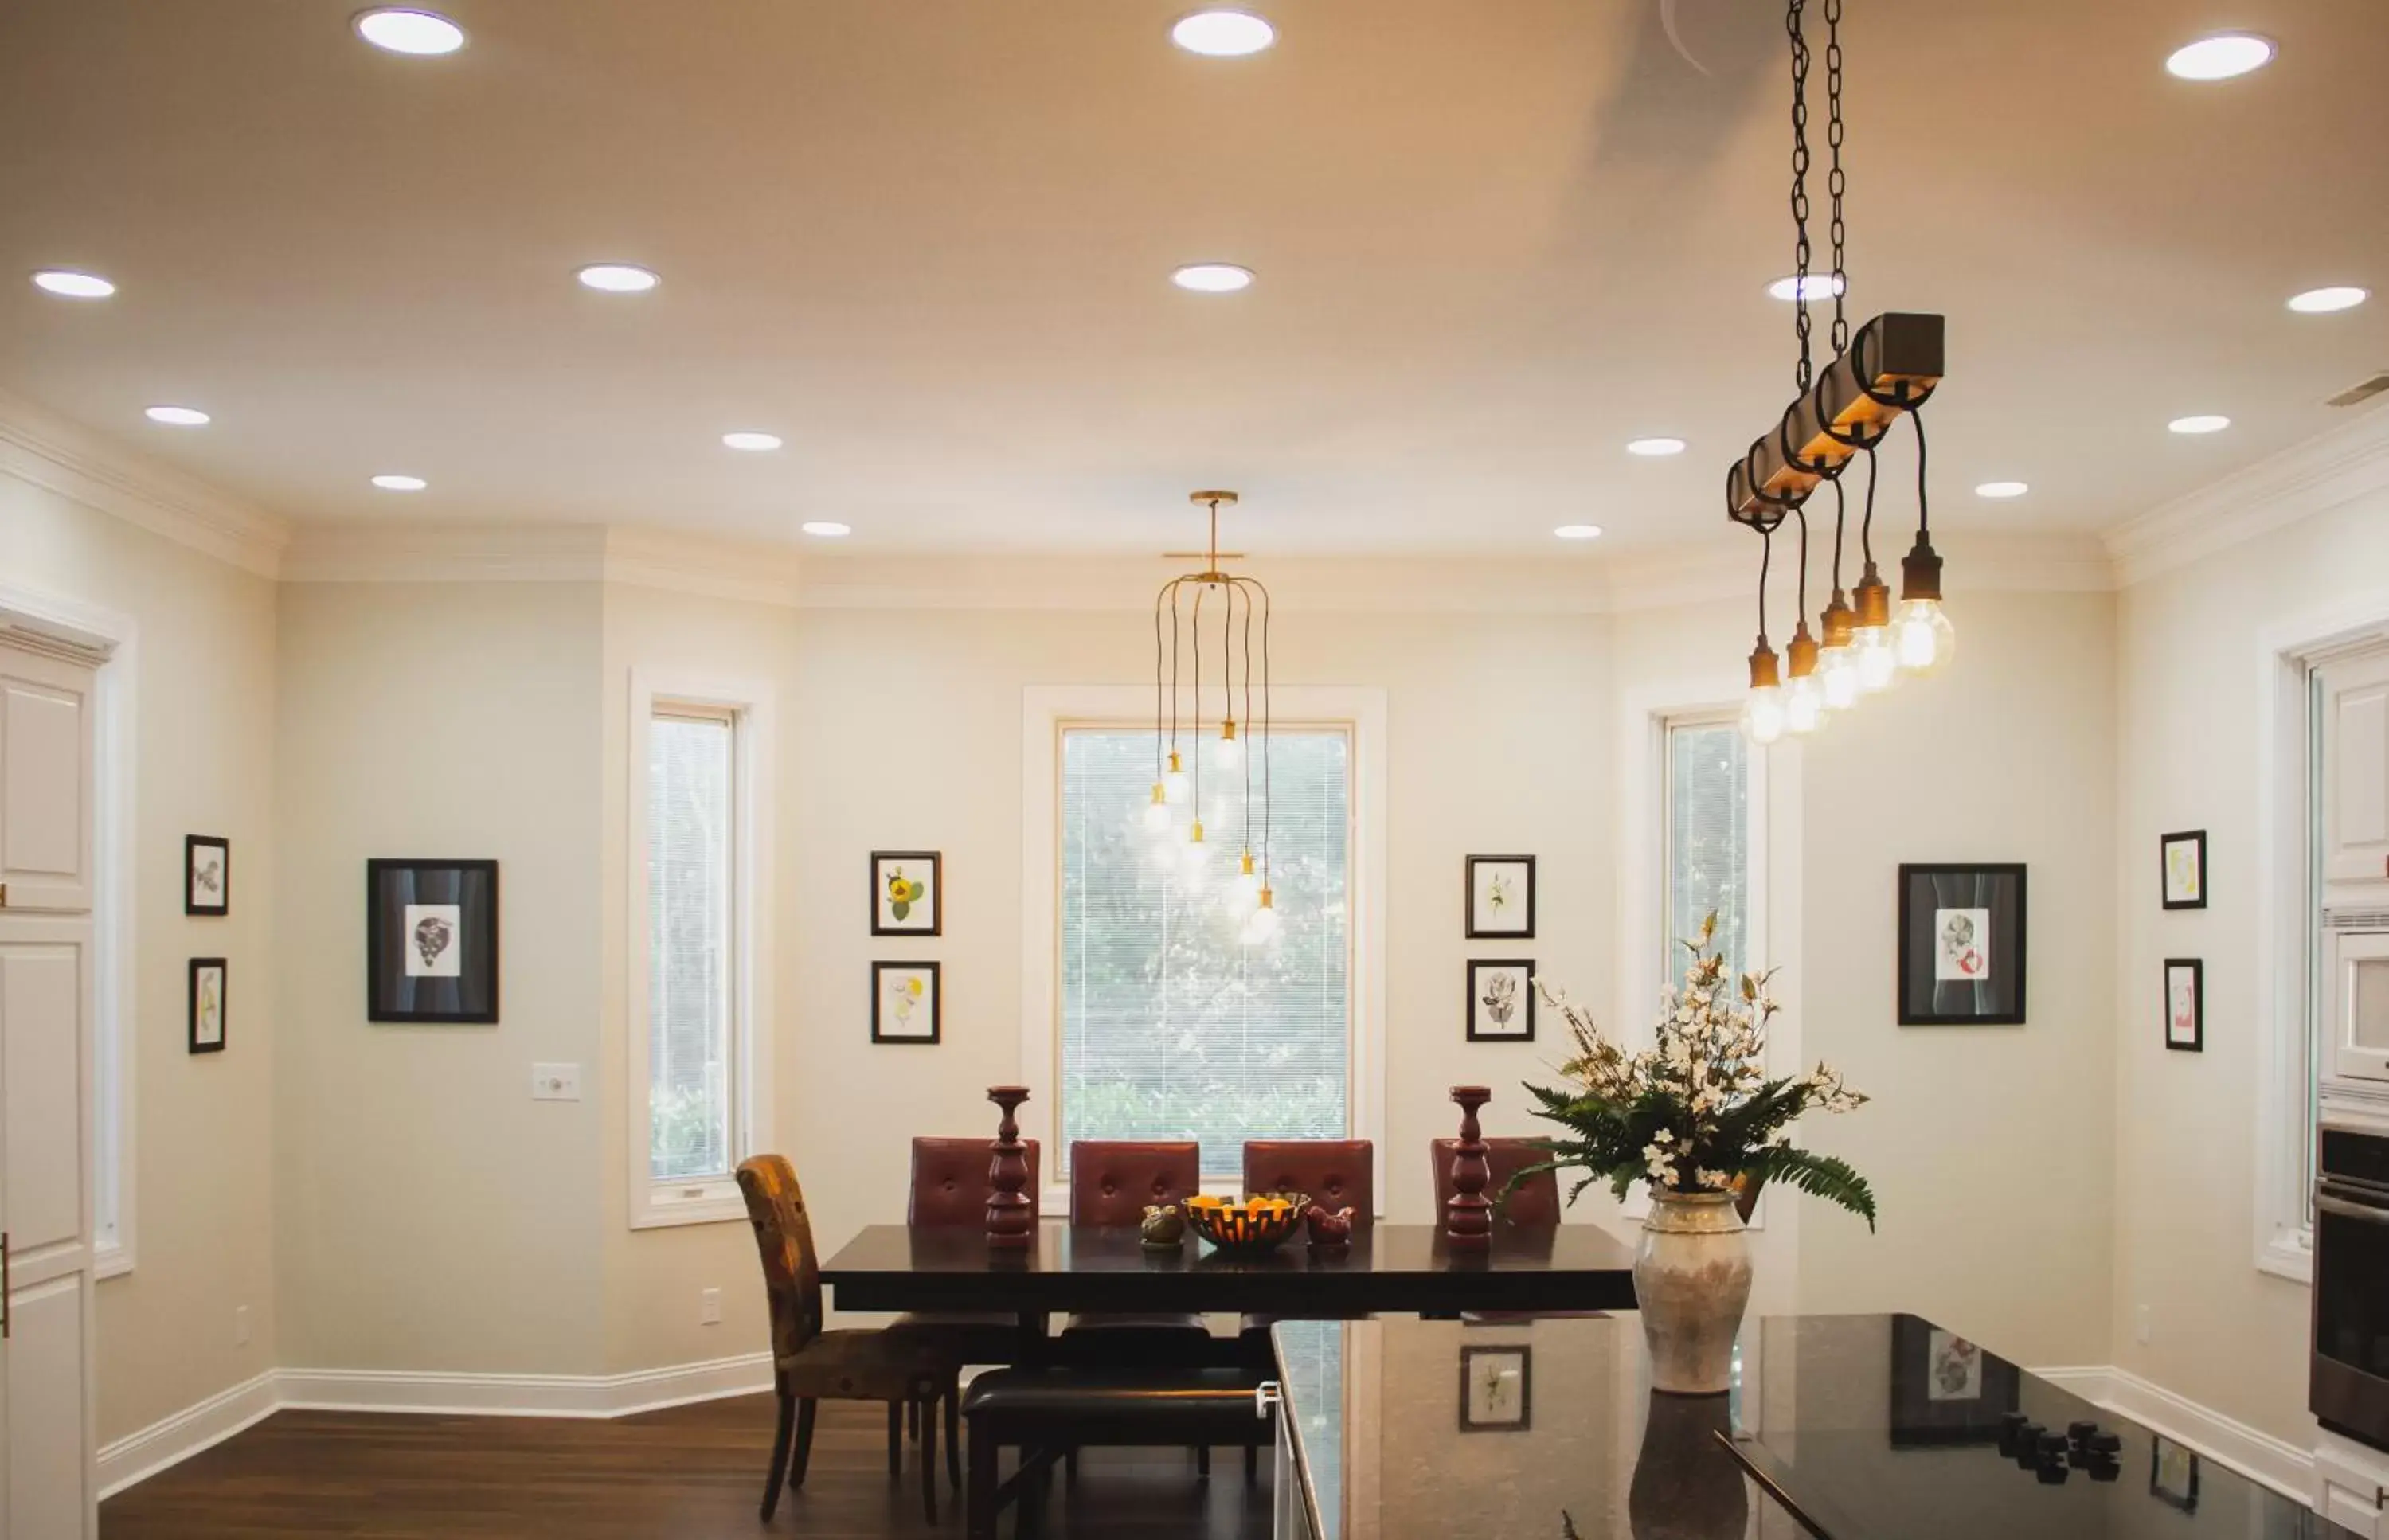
[{"xmin": 1271, "ymin": 1314, "xmax": 2349, "ymax": 1540}]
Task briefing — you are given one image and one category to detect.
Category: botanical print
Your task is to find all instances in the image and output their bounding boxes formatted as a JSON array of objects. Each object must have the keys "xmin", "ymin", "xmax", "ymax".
[
  {"xmin": 1466, "ymin": 855, "xmax": 1534, "ymax": 937},
  {"xmin": 194, "ymin": 967, "xmax": 224, "ymax": 1046},
  {"xmin": 1926, "ymin": 1331, "xmax": 1983, "ymax": 1401},
  {"xmin": 189, "ymin": 842, "xmax": 226, "ymax": 909},
  {"xmin": 1459, "ymin": 1346, "xmax": 1530, "ymax": 1430},
  {"xmin": 2166, "ymin": 961, "xmax": 2202, "ymax": 1048},
  {"xmin": 1482, "ymin": 970, "xmax": 1519, "ymax": 1030},
  {"xmin": 1468, "ymin": 960, "xmax": 1535, "ymax": 1041},
  {"xmin": 883, "ymin": 864, "xmax": 928, "ymax": 924},
  {"xmin": 1934, "ymin": 907, "xmax": 1990, "ymax": 982},
  {"xmin": 1484, "ymin": 871, "xmax": 1513, "ymax": 920},
  {"xmin": 404, "ymin": 903, "xmax": 463, "ymax": 978},
  {"xmin": 872, "ymin": 851, "xmax": 941, "ymax": 935},
  {"xmin": 887, "ymin": 971, "xmax": 928, "ymax": 1032},
  {"xmin": 2161, "ymin": 831, "xmax": 2207, "ymax": 909},
  {"xmin": 874, "ymin": 960, "xmax": 940, "ymax": 1043}
]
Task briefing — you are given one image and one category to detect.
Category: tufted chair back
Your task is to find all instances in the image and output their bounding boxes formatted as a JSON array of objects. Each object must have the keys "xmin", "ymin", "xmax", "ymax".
[
  {"xmin": 737, "ymin": 1154, "xmax": 823, "ymax": 1367},
  {"xmin": 908, "ymin": 1136, "xmax": 1042, "ymax": 1226},
  {"xmin": 1431, "ymin": 1137, "xmax": 1562, "ymax": 1228},
  {"xmin": 1243, "ymin": 1139, "xmax": 1375, "ymax": 1229},
  {"xmin": 1069, "ymin": 1140, "xmax": 1201, "ymax": 1227}
]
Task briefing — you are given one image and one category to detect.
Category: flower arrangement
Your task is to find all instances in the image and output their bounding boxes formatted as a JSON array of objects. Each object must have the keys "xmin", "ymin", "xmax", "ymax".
[{"xmin": 1517, "ymin": 913, "xmax": 1877, "ymax": 1227}]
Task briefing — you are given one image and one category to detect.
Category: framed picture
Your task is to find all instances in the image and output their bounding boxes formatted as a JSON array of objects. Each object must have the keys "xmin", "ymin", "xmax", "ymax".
[
  {"xmin": 1458, "ymin": 1344, "xmax": 1531, "ymax": 1432},
  {"xmin": 1465, "ymin": 854, "xmax": 1535, "ymax": 939},
  {"xmin": 2150, "ymin": 1434, "xmax": 2200, "ymax": 1512},
  {"xmin": 189, "ymin": 957, "xmax": 227, "ymax": 1053},
  {"xmin": 872, "ymin": 960, "xmax": 941, "ymax": 1045},
  {"xmin": 1897, "ymin": 864, "xmax": 2027, "ymax": 1026},
  {"xmin": 871, "ymin": 850, "xmax": 942, "ymax": 936},
  {"xmin": 2164, "ymin": 959, "xmax": 2204, "ymax": 1051},
  {"xmin": 186, "ymin": 835, "xmax": 229, "ymax": 917},
  {"xmin": 2160, "ymin": 830, "xmax": 2207, "ymax": 910},
  {"xmin": 366, "ymin": 859, "xmax": 499, "ymax": 1025},
  {"xmin": 1888, "ymin": 1315, "xmax": 2019, "ymax": 1448},
  {"xmin": 1467, "ymin": 960, "xmax": 1536, "ymax": 1042}
]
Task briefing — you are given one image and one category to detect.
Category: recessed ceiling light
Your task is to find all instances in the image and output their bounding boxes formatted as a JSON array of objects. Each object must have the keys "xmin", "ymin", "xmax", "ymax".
[
  {"xmin": 1171, "ymin": 9, "xmax": 1276, "ymax": 57},
  {"xmin": 1767, "ymin": 274, "xmax": 1844, "ymax": 303},
  {"xmin": 577, "ymin": 263, "xmax": 660, "ymax": 294},
  {"xmin": 370, "ymin": 474, "xmax": 428, "ymax": 491},
  {"xmin": 32, "ymin": 269, "xmax": 115, "ymax": 299},
  {"xmin": 1625, "ymin": 436, "xmax": 1687, "ymax": 457},
  {"xmin": 354, "ymin": 8, "xmax": 467, "ymax": 55},
  {"xmin": 1974, "ymin": 481, "xmax": 2029, "ymax": 499},
  {"xmin": 1171, "ymin": 263, "xmax": 1253, "ymax": 294},
  {"xmin": 145, "ymin": 405, "xmax": 210, "ymax": 426},
  {"xmin": 2168, "ymin": 414, "xmax": 2231, "ymax": 435},
  {"xmin": 2289, "ymin": 286, "xmax": 2368, "ymax": 314},
  {"xmin": 2165, "ymin": 33, "xmax": 2274, "ymax": 80},
  {"xmin": 722, "ymin": 432, "xmax": 783, "ymax": 452},
  {"xmin": 1554, "ymin": 524, "xmax": 1605, "ymax": 541},
  {"xmin": 800, "ymin": 521, "xmax": 852, "ymax": 538}
]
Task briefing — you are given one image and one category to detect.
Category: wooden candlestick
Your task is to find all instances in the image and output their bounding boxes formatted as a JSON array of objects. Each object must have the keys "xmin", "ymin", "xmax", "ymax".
[
  {"xmin": 1444, "ymin": 1085, "xmax": 1493, "ymax": 1251},
  {"xmin": 985, "ymin": 1085, "xmax": 1034, "ymax": 1250}
]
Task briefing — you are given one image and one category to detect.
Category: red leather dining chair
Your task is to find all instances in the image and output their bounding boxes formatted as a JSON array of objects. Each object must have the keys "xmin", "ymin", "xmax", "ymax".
[
  {"xmin": 1242, "ymin": 1139, "xmax": 1375, "ymax": 1227},
  {"xmin": 1062, "ymin": 1140, "xmax": 1211, "ymax": 1342}
]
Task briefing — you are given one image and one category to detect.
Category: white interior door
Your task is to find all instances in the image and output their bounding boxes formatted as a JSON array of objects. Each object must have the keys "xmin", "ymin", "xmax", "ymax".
[
  {"xmin": 2322, "ymin": 651, "xmax": 2389, "ymax": 893},
  {"xmin": 2329, "ymin": 930, "xmax": 2389, "ymax": 1088},
  {"xmin": 0, "ymin": 645, "xmax": 93, "ymax": 915}
]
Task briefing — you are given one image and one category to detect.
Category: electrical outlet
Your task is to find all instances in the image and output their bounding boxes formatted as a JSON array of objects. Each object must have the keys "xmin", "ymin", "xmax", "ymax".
[
  {"xmin": 2134, "ymin": 1305, "xmax": 2152, "ymax": 1345},
  {"xmin": 700, "ymin": 1288, "xmax": 722, "ymax": 1326},
  {"xmin": 234, "ymin": 1304, "xmax": 251, "ymax": 1347},
  {"xmin": 531, "ymin": 1063, "xmax": 582, "ymax": 1101}
]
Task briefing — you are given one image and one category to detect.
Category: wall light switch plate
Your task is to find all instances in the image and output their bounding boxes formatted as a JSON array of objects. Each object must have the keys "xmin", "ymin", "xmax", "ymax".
[
  {"xmin": 532, "ymin": 1063, "xmax": 582, "ymax": 1101},
  {"xmin": 2134, "ymin": 1305, "xmax": 2152, "ymax": 1345},
  {"xmin": 234, "ymin": 1304, "xmax": 251, "ymax": 1347},
  {"xmin": 700, "ymin": 1288, "xmax": 722, "ymax": 1326}
]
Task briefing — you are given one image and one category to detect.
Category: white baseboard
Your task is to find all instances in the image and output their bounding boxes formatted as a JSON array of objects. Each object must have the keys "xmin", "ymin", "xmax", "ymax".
[
  {"xmin": 97, "ymin": 1370, "xmax": 280, "ymax": 1500},
  {"xmin": 100, "ymin": 1351, "xmax": 774, "ymax": 1499},
  {"xmin": 2032, "ymin": 1363, "xmax": 2316, "ymax": 1504}
]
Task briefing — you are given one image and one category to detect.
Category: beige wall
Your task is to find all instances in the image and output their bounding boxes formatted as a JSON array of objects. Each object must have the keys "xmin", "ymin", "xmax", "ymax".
[
  {"xmin": 2112, "ymin": 492, "xmax": 2389, "ymax": 1444},
  {"xmin": 272, "ymin": 582, "xmax": 607, "ymax": 1374},
  {"xmin": 0, "ymin": 468, "xmax": 280, "ymax": 1445}
]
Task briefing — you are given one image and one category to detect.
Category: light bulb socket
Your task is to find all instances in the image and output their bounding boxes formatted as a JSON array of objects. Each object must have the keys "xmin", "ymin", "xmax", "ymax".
[
  {"xmin": 1149, "ymin": 782, "xmax": 1167, "ymax": 806},
  {"xmin": 1257, "ymin": 886, "xmax": 1275, "ymax": 909},
  {"xmin": 1820, "ymin": 591, "xmax": 1855, "ymax": 649},
  {"xmin": 1220, "ymin": 719, "xmax": 1238, "ymax": 742},
  {"xmin": 1240, "ymin": 850, "xmax": 1256, "ymax": 876},
  {"xmin": 1786, "ymin": 623, "xmax": 1820, "ymax": 679},
  {"xmin": 1187, "ymin": 819, "xmax": 1206, "ymax": 844},
  {"xmin": 1852, "ymin": 563, "xmax": 1892, "ymax": 628},
  {"xmin": 1748, "ymin": 639, "xmax": 1781, "ymax": 690},
  {"xmin": 1167, "ymin": 749, "xmax": 1184, "ymax": 774},
  {"xmin": 1899, "ymin": 534, "xmax": 1944, "ymax": 604}
]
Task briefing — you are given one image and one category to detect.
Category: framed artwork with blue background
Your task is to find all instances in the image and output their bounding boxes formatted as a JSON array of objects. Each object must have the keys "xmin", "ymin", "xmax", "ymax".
[
  {"xmin": 367, "ymin": 858, "xmax": 499, "ymax": 1024},
  {"xmin": 1898, "ymin": 864, "xmax": 2027, "ymax": 1026}
]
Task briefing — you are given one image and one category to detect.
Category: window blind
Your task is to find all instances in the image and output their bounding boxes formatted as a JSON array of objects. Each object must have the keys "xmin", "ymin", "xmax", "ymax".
[
  {"xmin": 1664, "ymin": 720, "xmax": 1751, "ymax": 989},
  {"xmin": 649, "ymin": 710, "xmax": 736, "ymax": 1182},
  {"xmin": 1059, "ymin": 726, "xmax": 1351, "ymax": 1177}
]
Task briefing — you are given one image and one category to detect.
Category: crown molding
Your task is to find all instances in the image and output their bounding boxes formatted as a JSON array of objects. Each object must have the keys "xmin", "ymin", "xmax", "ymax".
[
  {"xmin": 283, "ymin": 522, "xmax": 807, "ymax": 604},
  {"xmin": 601, "ymin": 527, "xmax": 804, "ymax": 608},
  {"xmin": 0, "ymin": 388, "xmax": 290, "ymax": 578},
  {"xmin": 2105, "ymin": 405, "xmax": 2389, "ymax": 588}
]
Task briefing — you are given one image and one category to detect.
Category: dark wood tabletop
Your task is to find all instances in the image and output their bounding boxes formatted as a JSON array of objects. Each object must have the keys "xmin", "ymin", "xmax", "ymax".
[{"xmin": 819, "ymin": 1220, "xmax": 1639, "ymax": 1317}]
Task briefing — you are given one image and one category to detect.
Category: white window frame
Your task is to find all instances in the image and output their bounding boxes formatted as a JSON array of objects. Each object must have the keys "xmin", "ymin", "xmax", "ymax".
[
  {"xmin": 0, "ymin": 583, "xmax": 136, "ymax": 1278},
  {"xmin": 2254, "ymin": 592, "xmax": 2389, "ymax": 1284},
  {"xmin": 626, "ymin": 670, "xmax": 776, "ymax": 1230},
  {"xmin": 1019, "ymin": 684, "xmax": 1389, "ymax": 1214}
]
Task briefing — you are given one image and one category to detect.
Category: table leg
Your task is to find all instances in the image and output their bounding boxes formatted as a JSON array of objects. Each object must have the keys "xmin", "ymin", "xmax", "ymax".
[{"xmin": 1016, "ymin": 1310, "xmax": 1051, "ymax": 1366}]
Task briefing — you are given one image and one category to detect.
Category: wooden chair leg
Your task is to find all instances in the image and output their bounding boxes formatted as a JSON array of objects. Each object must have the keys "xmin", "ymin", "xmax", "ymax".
[
  {"xmin": 1064, "ymin": 1447, "xmax": 1079, "ymax": 1487},
  {"xmin": 760, "ymin": 1391, "xmax": 796, "ymax": 1522},
  {"xmin": 1195, "ymin": 1444, "xmax": 1211, "ymax": 1478},
  {"xmin": 886, "ymin": 1401, "xmax": 903, "ymax": 1479},
  {"xmin": 944, "ymin": 1386, "xmax": 963, "ymax": 1490},
  {"xmin": 919, "ymin": 1397, "xmax": 940, "ymax": 1525},
  {"xmin": 1245, "ymin": 1442, "xmax": 1259, "ymax": 1486},
  {"xmin": 908, "ymin": 1397, "xmax": 921, "ymax": 1443},
  {"xmin": 967, "ymin": 1417, "xmax": 1000, "ymax": 1540},
  {"xmin": 789, "ymin": 1398, "xmax": 817, "ymax": 1489}
]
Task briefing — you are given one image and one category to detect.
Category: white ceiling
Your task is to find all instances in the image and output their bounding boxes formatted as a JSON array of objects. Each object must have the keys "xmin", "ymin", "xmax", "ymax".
[{"xmin": 1, "ymin": 0, "xmax": 2383, "ymax": 557}]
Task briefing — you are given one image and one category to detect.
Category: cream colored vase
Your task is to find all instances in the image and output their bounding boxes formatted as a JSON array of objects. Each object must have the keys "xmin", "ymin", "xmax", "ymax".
[{"xmin": 1634, "ymin": 1191, "xmax": 1753, "ymax": 1396}]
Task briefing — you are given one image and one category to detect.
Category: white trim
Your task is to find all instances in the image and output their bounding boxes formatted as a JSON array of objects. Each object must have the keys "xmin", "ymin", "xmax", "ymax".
[
  {"xmin": 2252, "ymin": 592, "xmax": 2389, "ymax": 1284},
  {"xmin": 2107, "ymin": 405, "xmax": 2389, "ymax": 588},
  {"xmin": 2031, "ymin": 1365, "xmax": 2317, "ymax": 1507},
  {"xmin": 0, "ymin": 580, "xmax": 139, "ymax": 1278},
  {"xmin": 96, "ymin": 1370, "xmax": 279, "ymax": 1499},
  {"xmin": 281, "ymin": 523, "xmax": 806, "ymax": 607},
  {"xmin": 1018, "ymin": 684, "xmax": 1390, "ymax": 1210},
  {"xmin": 0, "ymin": 387, "xmax": 288, "ymax": 578},
  {"xmin": 625, "ymin": 670, "xmax": 778, "ymax": 1231}
]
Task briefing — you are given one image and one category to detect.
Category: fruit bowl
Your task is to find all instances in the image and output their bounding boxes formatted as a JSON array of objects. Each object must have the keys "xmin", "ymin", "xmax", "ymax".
[{"xmin": 1183, "ymin": 1193, "xmax": 1308, "ymax": 1254}]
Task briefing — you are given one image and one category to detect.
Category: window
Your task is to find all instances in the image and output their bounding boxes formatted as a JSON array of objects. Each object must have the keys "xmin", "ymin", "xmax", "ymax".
[
  {"xmin": 1058, "ymin": 725, "xmax": 1352, "ymax": 1178},
  {"xmin": 1663, "ymin": 717, "xmax": 1753, "ymax": 986},
  {"xmin": 628, "ymin": 674, "xmax": 774, "ymax": 1229}
]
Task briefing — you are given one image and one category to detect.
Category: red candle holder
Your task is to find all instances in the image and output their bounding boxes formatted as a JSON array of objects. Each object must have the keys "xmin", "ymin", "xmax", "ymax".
[
  {"xmin": 1444, "ymin": 1085, "xmax": 1493, "ymax": 1251},
  {"xmin": 985, "ymin": 1085, "xmax": 1034, "ymax": 1250}
]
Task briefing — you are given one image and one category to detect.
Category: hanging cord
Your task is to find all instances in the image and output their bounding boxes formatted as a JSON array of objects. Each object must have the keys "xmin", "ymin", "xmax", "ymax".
[
  {"xmin": 1152, "ymin": 584, "xmax": 1167, "ymax": 780},
  {"xmin": 1167, "ymin": 580, "xmax": 1183, "ymax": 756},
  {"xmin": 1257, "ymin": 580, "xmax": 1274, "ymax": 881},
  {"xmin": 1190, "ymin": 585, "xmax": 1205, "ymax": 815},
  {"xmin": 1860, "ymin": 444, "xmax": 1878, "ymax": 565},
  {"xmin": 1758, "ymin": 526, "xmax": 1774, "ymax": 643},
  {"xmin": 1787, "ymin": 0, "xmax": 1812, "ymax": 392},
  {"xmin": 1239, "ymin": 579, "xmax": 1255, "ymax": 844},
  {"xmin": 1830, "ymin": 475, "xmax": 1847, "ymax": 593},
  {"xmin": 1794, "ymin": 505, "xmax": 1811, "ymax": 623},
  {"xmin": 1912, "ymin": 408, "xmax": 1930, "ymax": 537},
  {"xmin": 1824, "ymin": 0, "xmax": 1847, "ymax": 356}
]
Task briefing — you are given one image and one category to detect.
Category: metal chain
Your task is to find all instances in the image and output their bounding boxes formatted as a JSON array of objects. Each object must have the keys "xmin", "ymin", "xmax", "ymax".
[
  {"xmin": 1787, "ymin": 0, "xmax": 1812, "ymax": 391},
  {"xmin": 1825, "ymin": 0, "xmax": 1847, "ymax": 355}
]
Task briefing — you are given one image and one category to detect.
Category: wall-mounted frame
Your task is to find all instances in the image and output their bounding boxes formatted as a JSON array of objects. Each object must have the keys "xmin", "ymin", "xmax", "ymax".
[
  {"xmin": 873, "ymin": 960, "xmax": 942, "ymax": 1045},
  {"xmin": 2150, "ymin": 1434, "xmax": 2200, "ymax": 1512},
  {"xmin": 1465, "ymin": 854, "xmax": 1535, "ymax": 939},
  {"xmin": 1458, "ymin": 1343, "xmax": 1531, "ymax": 1432},
  {"xmin": 1897, "ymin": 864, "xmax": 2027, "ymax": 1026},
  {"xmin": 1466, "ymin": 959, "xmax": 1535, "ymax": 1042},
  {"xmin": 185, "ymin": 834, "xmax": 229, "ymax": 917},
  {"xmin": 366, "ymin": 858, "xmax": 500, "ymax": 1025},
  {"xmin": 1888, "ymin": 1315, "xmax": 2020, "ymax": 1448},
  {"xmin": 2160, "ymin": 830, "xmax": 2207, "ymax": 911},
  {"xmin": 871, "ymin": 850, "xmax": 943, "ymax": 936},
  {"xmin": 2164, "ymin": 958, "xmax": 2204, "ymax": 1052},
  {"xmin": 189, "ymin": 957, "xmax": 227, "ymax": 1053}
]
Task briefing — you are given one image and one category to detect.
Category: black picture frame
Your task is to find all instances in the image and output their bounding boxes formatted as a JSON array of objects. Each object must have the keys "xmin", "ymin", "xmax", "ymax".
[
  {"xmin": 188, "ymin": 957, "xmax": 227, "ymax": 1053},
  {"xmin": 1457, "ymin": 1344, "xmax": 1532, "ymax": 1432},
  {"xmin": 870, "ymin": 850, "xmax": 943, "ymax": 936},
  {"xmin": 871, "ymin": 960, "xmax": 943, "ymax": 1045},
  {"xmin": 1888, "ymin": 1315, "xmax": 2020, "ymax": 1448},
  {"xmin": 366, "ymin": 859, "xmax": 500, "ymax": 1025},
  {"xmin": 2150, "ymin": 1434, "xmax": 2201, "ymax": 1512},
  {"xmin": 185, "ymin": 834, "xmax": 229, "ymax": 917},
  {"xmin": 2160, "ymin": 829, "xmax": 2207, "ymax": 910},
  {"xmin": 2164, "ymin": 958, "xmax": 2205, "ymax": 1052},
  {"xmin": 1897, "ymin": 864, "xmax": 2027, "ymax": 1026},
  {"xmin": 1464, "ymin": 854, "xmax": 1536, "ymax": 940},
  {"xmin": 1466, "ymin": 960, "xmax": 1537, "ymax": 1042}
]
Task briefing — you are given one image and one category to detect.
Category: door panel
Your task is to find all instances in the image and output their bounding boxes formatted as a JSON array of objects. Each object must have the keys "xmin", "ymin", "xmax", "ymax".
[
  {"xmin": 2323, "ymin": 652, "xmax": 2389, "ymax": 891},
  {"xmin": 0, "ymin": 944, "xmax": 87, "ymax": 1262},
  {"xmin": 3, "ymin": 1276, "xmax": 91, "ymax": 1540},
  {"xmin": 0, "ymin": 648, "xmax": 92, "ymax": 914}
]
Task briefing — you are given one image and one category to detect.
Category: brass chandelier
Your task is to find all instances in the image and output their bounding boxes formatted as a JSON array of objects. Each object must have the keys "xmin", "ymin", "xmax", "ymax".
[
  {"xmin": 1730, "ymin": 0, "xmax": 1953, "ymax": 747},
  {"xmin": 1148, "ymin": 491, "xmax": 1279, "ymax": 944}
]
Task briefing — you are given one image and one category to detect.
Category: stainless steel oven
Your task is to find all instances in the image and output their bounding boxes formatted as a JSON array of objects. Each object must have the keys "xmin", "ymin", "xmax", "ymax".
[{"xmin": 2315, "ymin": 1122, "xmax": 2389, "ymax": 1452}]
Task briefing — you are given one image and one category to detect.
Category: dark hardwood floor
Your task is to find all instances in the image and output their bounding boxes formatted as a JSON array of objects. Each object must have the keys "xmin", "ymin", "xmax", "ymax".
[{"xmin": 100, "ymin": 1394, "xmax": 1272, "ymax": 1539}]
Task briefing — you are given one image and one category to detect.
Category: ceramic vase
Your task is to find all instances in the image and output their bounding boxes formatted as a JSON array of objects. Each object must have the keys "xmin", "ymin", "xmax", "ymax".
[{"xmin": 1634, "ymin": 1191, "xmax": 1752, "ymax": 1395}]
